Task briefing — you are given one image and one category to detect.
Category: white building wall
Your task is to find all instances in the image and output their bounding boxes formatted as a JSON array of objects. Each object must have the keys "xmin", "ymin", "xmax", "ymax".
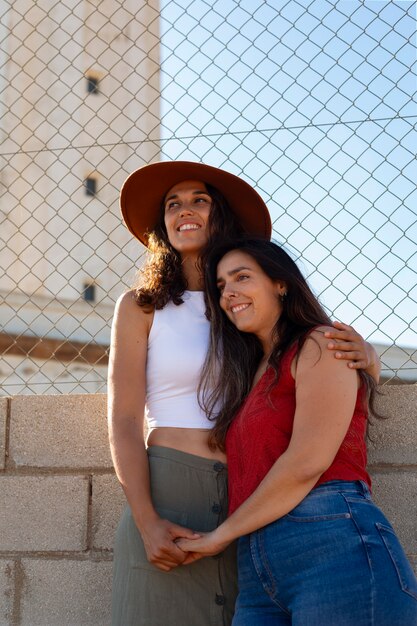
[{"xmin": 0, "ymin": 0, "xmax": 161, "ymax": 345}]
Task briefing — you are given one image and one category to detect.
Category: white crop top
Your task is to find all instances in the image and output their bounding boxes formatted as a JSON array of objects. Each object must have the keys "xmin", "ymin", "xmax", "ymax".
[{"xmin": 145, "ymin": 291, "xmax": 214, "ymax": 429}]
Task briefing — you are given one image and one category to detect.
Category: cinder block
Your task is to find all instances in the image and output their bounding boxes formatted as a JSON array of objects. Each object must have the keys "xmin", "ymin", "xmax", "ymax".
[
  {"xmin": 91, "ymin": 474, "xmax": 126, "ymax": 551},
  {"xmin": 0, "ymin": 475, "xmax": 89, "ymax": 551},
  {"xmin": 19, "ymin": 558, "xmax": 112, "ymax": 626},
  {"xmin": 9, "ymin": 393, "xmax": 112, "ymax": 468},
  {"xmin": 371, "ymin": 471, "xmax": 417, "ymax": 555},
  {"xmin": 0, "ymin": 398, "xmax": 7, "ymax": 470},
  {"xmin": 368, "ymin": 385, "xmax": 417, "ymax": 465},
  {"xmin": 0, "ymin": 559, "xmax": 14, "ymax": 626}
]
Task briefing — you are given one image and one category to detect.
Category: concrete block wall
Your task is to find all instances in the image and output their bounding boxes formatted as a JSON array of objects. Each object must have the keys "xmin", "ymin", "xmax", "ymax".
[
  {"xmin": 0, "ymin": 386, "xmax": 416, "ymax": 625},
  {"xmin": 368, "ymin": 385, "xmax": 417, "ymax": 570},
  {"xmin": 0, "ymin": 395, "xmax": 125, "ymax": 626}
]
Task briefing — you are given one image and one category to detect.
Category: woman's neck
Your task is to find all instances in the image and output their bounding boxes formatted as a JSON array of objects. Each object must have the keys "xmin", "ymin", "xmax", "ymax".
[
  {"xmin": 181, "ymin": 254, "xmax": 204, "ymax": 291},
  {"xmin": 259, "ymin": 333, "xmax": 275, "ymax": 358}
]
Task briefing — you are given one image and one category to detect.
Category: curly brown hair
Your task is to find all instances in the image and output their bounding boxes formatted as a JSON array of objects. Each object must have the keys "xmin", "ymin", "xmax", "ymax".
[{"xmin": 132, "ymin": 183, "xmax": 244, "ymax": 310}]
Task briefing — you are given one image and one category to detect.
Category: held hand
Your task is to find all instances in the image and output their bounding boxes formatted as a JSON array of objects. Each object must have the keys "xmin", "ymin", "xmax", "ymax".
[
  {"xmin": 324, "ymin": 321, "xmax": 375, "ymax": 372},
  {"xmin": 176, "ymin": 531, "xmax": 231, "ymax": 564},
  {"xmin": 139, "ymin": 517, "xmax": 200, "ymax": 572}
]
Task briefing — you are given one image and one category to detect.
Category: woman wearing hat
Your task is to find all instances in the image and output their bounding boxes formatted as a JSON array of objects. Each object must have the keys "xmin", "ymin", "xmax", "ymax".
[{"xmin": 108, "ymin": 161, "xmax": 380, "ymax": 626}]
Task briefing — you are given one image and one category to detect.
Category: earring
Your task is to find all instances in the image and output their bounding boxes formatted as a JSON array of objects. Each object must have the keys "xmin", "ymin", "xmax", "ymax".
[{"xmin": 280, "ymin": 291, "xmax": 287, "ymax": 303}]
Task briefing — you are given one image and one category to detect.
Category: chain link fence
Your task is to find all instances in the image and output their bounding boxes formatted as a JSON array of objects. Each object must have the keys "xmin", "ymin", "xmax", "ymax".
[{"xmin": 0, "ymin": 0, "xmax": 416, "ymax": 395}]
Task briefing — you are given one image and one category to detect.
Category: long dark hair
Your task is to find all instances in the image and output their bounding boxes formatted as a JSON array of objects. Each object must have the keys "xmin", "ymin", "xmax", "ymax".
[
  {"xmin": 199, "ymin": 237, "xmax": 377, "ymax": 450},
  {"xmin": 132, "ymin": 184, "xmax": 244, "ymax": 309}
]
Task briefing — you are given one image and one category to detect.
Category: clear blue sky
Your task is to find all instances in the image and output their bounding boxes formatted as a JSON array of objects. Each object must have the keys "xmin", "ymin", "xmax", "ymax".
[{"xmin": 159, "ymin": 0, "xmax": 417, "ymax": 348}]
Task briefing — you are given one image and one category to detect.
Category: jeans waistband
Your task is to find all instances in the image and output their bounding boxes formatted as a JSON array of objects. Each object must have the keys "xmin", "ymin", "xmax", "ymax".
[{"xmin": 313, "ymin": 480, "xmax": 371, "ymax": 497}]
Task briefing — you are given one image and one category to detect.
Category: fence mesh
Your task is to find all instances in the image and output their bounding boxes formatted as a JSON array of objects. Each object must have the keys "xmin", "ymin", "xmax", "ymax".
[{"xmin": 0, "ymin": 0, "xmax": 416, "ymax": 394}]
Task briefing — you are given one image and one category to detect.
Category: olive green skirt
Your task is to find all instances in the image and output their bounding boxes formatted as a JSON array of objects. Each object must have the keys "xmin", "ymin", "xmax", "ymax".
[{"xmin": 111, "ymin": 446, "xmax": 238, "ymax": 626}]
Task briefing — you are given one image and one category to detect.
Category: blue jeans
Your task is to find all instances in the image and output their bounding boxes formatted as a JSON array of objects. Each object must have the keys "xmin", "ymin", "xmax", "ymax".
[{"xmin": 233, "ymin": 481, "xmax": 417, "ymax": 625}]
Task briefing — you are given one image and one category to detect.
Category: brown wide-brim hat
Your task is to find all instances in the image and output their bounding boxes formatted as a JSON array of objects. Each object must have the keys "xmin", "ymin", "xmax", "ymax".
[{"xmin": 120, "ymin": 160, "xmax": 272, "ymax": 246}]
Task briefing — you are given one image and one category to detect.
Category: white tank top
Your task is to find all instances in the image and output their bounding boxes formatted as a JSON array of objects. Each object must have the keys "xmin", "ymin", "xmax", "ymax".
[{"xmin": 145, "ymin": 291, "xmax": 213, "ymax": 429}]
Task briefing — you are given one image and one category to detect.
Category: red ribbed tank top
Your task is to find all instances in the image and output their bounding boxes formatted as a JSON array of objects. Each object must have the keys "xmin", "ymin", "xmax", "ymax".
[{"xmin": 226, "ymin": 339, "xmax": 371, "ymax": 515}]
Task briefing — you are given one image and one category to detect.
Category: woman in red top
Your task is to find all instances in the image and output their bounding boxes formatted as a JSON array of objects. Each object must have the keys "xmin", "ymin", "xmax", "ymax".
[{"xmin": 179, "ymin": 238, "xmax": 417, "ymax": 626}]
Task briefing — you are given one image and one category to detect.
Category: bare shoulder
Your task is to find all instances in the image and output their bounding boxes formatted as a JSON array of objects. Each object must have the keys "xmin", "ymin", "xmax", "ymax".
[
  {"xmin": 109, "ymin": 291, "xmax": 151, "ymax": 416},
  {"xmin": 297, "ymin": 326, "xmax": 358, "ymax": 386},
  {"xmin": 114, "ymin": 290, "xmax": 143, "ymax": 316},
  {"xmin": 300, "ymin": 326, "xmax": 333, "ymax": 358},
  {"xmin": 109, "ymin": 291, "xmax": 152, "ymax": 389},
  {"xmin": 113, "ymin": 290, "xmax": 153, "ymax": 336}
]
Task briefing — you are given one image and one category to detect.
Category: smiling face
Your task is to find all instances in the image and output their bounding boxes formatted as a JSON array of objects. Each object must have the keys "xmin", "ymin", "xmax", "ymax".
[
  {"xmin": 163, "ymin": 180, "xmax": 212, "ymax": 257},
  {"xmin": 217, "ymin": 249, "xmax": 285, "ymax": 350}
]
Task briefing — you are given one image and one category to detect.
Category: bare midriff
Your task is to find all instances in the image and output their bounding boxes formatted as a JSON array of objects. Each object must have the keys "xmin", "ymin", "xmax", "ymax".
[{"xmin": 147, "ymin": 427, "xmax": 227, "ymax": 463}]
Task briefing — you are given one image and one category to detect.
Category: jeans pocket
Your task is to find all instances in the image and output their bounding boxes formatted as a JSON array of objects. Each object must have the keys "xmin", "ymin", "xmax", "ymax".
[
  {"xmin": 286, "ymin": 492, "xmax": 352, "ymax": 522},
  {"xmin": 376, "ymin": 523, "xmax": 417, "ymax": 601}
]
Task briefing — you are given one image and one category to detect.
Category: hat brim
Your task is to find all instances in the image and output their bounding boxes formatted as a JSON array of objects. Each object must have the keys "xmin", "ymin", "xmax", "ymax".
[{"xmin": 120, "ymin": 161, "xmax": 272, "ymax": 246}]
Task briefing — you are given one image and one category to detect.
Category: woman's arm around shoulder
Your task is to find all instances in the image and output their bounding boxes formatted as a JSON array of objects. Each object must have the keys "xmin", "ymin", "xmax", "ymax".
[{"xmin": 108, "ymin": 291, "xmax": 197, "ymax": 571}]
